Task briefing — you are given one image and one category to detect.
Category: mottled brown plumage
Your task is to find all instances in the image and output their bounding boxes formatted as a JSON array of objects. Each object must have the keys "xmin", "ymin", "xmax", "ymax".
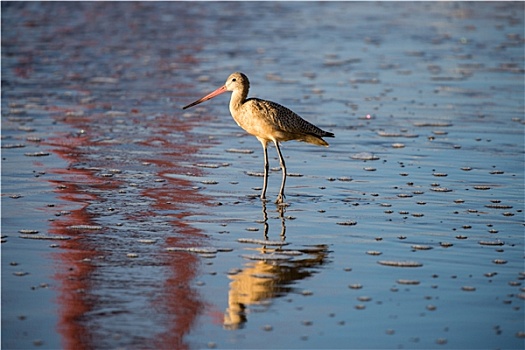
[{"xmin": 183, "ymin": 72, "xmax": 334, "ymax": 204}]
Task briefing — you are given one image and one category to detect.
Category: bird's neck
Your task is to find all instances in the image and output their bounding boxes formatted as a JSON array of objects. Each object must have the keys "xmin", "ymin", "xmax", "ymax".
[{"xmin": 229, "ymin": 89, "xmax": 248, "ymax": 112}]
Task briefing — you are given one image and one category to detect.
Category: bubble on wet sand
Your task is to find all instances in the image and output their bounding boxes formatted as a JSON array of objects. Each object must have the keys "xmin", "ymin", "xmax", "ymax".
[
  {"xmin": 478, "ymin": 240, "xmax": 504, "ymax": 246},
  {"xmin": 377, "ymin": 131, "xmax": 418, "ymax": 138},
  {"xmin": 13, "ymin": 271, "xmax": 29, "ymax": 277},
  {"xmin": 351, "ymin": 152, "xmax": 379, "ymax": 161},
  {"xmin": 2, "ymin": 143, "xmax": 26, "ymax": 149},
  {"xmin": 226, "ymin": 148, "xmax": 254, "ymax": 154},
  {"xmin": 247, "ymin": 171, "xmax": 264, "ymax": 177},
  {"xmin": 485, "ymin": 204, "xmax": 513, "ymax": 209},
  {"xmin": 411, "ymin": 245, "xmax": 433, "ymax": 250},
  {"xmin": 262, "ymin": 325, "xmax": 273, "ymax": 332},
  {"xmin": 201, "ymin": 180, "xmax": 218, "ymax": 185},
  {"xmin": 19, "ymin": 234, "xmax": 70, "ymax": 240},
  {"xmin": 337, "ymin": 176, "xmax": 352, "ymax": 182},
  {"xmin": 430, "ymin": 187, "xmax": 453, "ymax": 192},
  {"xmin": 348, "ymin": 284, "xmax": 363, "ymax": 289},
  {"xmin": 413, "ymin": 122, "xmax": 453, "ymax": 127},
  {"xmin": 18, "ymin": 229, "xmax": 39, "ymax": 234},
  {"xmin": 392, "ymin": 143, "xmax": 405, "ymax": 148},
  {"xmin": 137, "ymin": 239, "xmax": 157, "ymax": 244},
  {"xmin": 473, "ymin": 185, "xmax": 491, "ymax": 190},
  {"xmin": 492, "ymin": 259, "xmax": 508, "ymax": 265},
  {"xmin": 461, "ymin": 286, "xmax": 476, "ymax": 292},
  {"xmin": 378, "ymin": 260, "xmax": 423, "ymax": 267},
  {"xmin": 397, "ymin": 279, "xmax": 420, "ymax": 285},
  {"xmin": 337, "ymin": 221, "xmax": 357, "ymax": 226},
  {"xmin": 18, "ymin": 125, "xmax": 35, "ymax": 132},
  {"xmin": 357, "ymin": 296, "xmax": 372, "ymax": 302},
  {"xmin": 24, "ymin": 151, "xmax": 50, "ymax": 157},
  {"xmin": 435, "ymin": 338, "xmax": 448, "ymax": 345},
  {"xmin": 366, "ymin": 251, "xmax": 382, "ymax": 256}
]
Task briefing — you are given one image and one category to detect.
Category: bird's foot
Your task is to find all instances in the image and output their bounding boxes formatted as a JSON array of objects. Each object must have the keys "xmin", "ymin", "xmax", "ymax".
[{"xmin": 275, "ymin": 193, "xmax": 286, "ymax": 205}]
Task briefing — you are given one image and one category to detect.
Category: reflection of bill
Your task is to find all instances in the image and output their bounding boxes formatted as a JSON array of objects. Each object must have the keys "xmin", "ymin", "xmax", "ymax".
[{"xmin": 224, "ymin": 202, "xmax": 330, "ymax": 330}]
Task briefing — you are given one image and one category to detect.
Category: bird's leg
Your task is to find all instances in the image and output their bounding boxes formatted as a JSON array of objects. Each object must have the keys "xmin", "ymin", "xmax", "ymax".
[
  {"xmin": 260, "ymin": 141, "xmax": 269, "ymax": 201},
  {"xmin": 273, "ymin": 140, "xmax": 286, "ymax": 204}
]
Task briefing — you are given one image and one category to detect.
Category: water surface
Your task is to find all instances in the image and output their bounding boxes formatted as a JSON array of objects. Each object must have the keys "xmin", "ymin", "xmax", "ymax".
[{"xmin": 2, "ymin": 2, "xmax": 524, "ymax": 349}]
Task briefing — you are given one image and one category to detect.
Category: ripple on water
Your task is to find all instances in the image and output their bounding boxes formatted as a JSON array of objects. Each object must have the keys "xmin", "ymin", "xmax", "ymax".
[
  {"xmin": 67, "ymin": 225, "xmax": 103, "ymax": 231},
  {"xmin": 166, "ymin": 247, "xmax": 218, "ymax": 254},
  {"xmin": 237, "ymin": 238, "xmax": 289, "ymax": 246},
  {"xmin": 241, "ymin": 254, "xmax": 293, "ymax": 261}
]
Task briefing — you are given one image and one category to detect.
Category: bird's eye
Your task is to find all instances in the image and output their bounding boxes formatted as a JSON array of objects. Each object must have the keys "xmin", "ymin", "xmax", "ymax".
[{"xmin": 232, "ymin": 78, "xmax": 237, "ymax": 82}]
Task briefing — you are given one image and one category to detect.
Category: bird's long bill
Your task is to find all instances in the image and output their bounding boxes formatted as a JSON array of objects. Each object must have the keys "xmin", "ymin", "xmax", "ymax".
[{"xmin": 182, "ymin": 85, "xmax": 228, "ymax": 110}]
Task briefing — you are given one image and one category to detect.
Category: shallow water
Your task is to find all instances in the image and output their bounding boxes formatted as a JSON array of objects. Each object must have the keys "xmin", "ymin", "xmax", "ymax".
[{"xmin": 2, "ymin": 2, "xmax": 524, "ymax": 349}]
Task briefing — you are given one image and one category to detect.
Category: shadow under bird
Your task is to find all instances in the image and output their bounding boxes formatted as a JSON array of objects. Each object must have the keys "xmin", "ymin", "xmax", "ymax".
[{"xmin": 183, "ymin": 72, "xmax": 334, "ymax": 204}]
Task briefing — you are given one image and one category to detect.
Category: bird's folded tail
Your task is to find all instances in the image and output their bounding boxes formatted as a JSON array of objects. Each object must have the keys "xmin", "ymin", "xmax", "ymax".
[{"xmin": 303, "ymin": 132, "xmax": 334, "ymax": 147}]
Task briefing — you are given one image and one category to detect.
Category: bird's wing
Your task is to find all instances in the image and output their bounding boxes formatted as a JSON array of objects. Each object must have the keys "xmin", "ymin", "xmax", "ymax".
[{"xmin": 248, "ymin": 98, "xmax": 327, "ymax": 137}]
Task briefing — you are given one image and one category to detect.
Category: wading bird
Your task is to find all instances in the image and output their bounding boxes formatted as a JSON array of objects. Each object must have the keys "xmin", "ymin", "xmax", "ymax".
[{"xmin": 183, "ymin": 72, "xmax": 334, "ymax": 204}]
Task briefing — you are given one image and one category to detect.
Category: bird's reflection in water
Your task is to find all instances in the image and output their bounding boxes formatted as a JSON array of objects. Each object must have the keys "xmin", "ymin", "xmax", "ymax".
[{"xmin": 224, "ymin": 201, "xmax": 330, "ymax": 330}]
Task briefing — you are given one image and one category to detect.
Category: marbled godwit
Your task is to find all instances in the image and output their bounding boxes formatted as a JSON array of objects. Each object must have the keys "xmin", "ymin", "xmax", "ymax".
[{"xmin": 183, "ymin": 72, "xmax": 334, "ymax": 204}]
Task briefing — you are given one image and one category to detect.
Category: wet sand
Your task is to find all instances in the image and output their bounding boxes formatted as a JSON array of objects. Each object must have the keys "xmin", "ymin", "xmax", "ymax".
[{"xmin": 2, "ymin": 2, "xmax": 524, "ymax": 349}]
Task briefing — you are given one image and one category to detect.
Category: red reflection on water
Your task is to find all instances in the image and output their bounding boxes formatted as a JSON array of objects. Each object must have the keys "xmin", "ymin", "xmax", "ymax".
[
  {"xmin": 46, "ymin": 133, "xmax": 120, "ymax": 349},
  {"xmin": 143, "ymin": 158, "xmax": 212, "ymax": 350},
  {"xmin": 45, "ymin": 108, "xmax": 214, "ymax": 348}
]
